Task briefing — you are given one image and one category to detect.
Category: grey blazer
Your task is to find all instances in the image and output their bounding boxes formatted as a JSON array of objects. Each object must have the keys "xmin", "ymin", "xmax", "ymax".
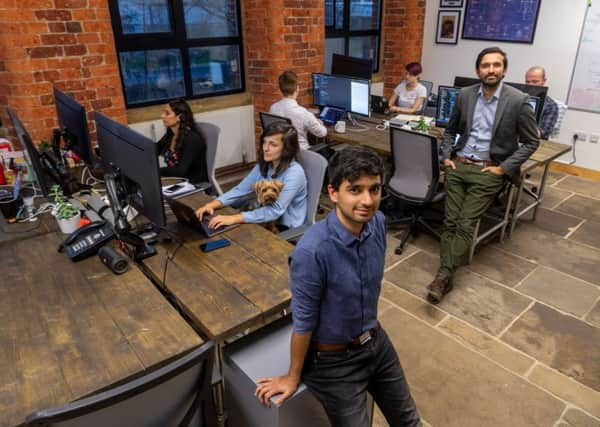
[{"xmin": 440, "ymin": 83, "xmax": 539, "ymax": 182}]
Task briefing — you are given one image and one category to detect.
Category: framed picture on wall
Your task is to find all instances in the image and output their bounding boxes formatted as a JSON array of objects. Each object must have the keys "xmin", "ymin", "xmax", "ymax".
[
  {"xmin": 436, "ymin": 10, "xmax": 461, "ymax": 44},
  {"xmin": 440, "ymin": 0, "xmax": 463, "ymax": 7},
  {"xmin": 462, "ymin": 0, "xmax": 541, "ymax": 43}
]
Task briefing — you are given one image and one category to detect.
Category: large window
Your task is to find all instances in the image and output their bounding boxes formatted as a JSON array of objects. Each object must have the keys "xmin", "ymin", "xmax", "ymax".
[
  {"xmin": 109, "ymin": 0, "xmax": 244, "ymax": 107},
  {"xmin": 325, "ymin": 0, "xmax": 382, "ymax": 73}
]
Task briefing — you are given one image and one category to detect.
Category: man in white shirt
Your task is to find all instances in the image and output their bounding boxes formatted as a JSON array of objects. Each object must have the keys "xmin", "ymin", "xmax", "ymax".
[{"xmin": 270, "ymin": 70, "xmax": 327, "ymax": 150}]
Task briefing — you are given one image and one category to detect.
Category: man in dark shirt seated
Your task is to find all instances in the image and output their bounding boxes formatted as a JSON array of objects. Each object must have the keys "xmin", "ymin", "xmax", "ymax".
[
  {"xmin": 255, "ymin": 146, "xmax": 421, "ymax": 427},
  {"xmin": 525, "ymin": 66, "xmax": 559, "ymax": 140}
]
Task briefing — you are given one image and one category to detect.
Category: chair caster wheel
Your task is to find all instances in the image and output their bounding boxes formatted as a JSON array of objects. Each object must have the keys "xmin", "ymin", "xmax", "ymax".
[{"xmin": 395, "ymin": 247, "xmax": 403, "ymax": 255}]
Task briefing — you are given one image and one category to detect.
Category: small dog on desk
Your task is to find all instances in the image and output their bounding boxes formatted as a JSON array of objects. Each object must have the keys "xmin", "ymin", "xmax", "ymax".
[{"xmin": 251, "ymin": 180, "xmax": 284, "ymax": 233}]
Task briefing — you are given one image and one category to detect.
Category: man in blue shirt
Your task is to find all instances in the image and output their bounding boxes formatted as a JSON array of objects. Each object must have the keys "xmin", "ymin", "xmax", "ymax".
[
  {"xmin": 525, "ymin": 66, "xmax": 559, "ymax": 140},
  {"xmin": 255, "ymin": 146, "xmax": 421, "ymax": 427}
]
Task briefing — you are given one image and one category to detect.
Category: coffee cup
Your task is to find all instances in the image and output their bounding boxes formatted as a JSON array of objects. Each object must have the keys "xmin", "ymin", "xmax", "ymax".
[{"xmin": 334, "ymin": 120, "xmax": 346, "ymax": 133}]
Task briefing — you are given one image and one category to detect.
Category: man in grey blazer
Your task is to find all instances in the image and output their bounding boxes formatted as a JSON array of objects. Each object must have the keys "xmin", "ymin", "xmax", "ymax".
[{"xmin": 427, "ymin": 46, "xmax": 539, "ymax": 304}]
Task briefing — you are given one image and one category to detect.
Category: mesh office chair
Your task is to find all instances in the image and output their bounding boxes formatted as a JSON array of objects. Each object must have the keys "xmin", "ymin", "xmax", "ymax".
[
  {"xmin": 278, "ymin": 149, "xmax": 328, "ymax": 242},
  {"xmin": 386, "ymin": 126, "xmax": 445, "ymax": 254},
  {"xmin": 197, "ymin": 122, "xmax": 223, "ymax": 196},
  {"xmin": 25, "ymin": 341, "xmax": 217, "ymax": 427},
  {"xmin": 419, "ymin": 80, "xmax": 434, "ymax": 115},
  {"xmin": 550, "ymin": 98, "xmax": 568, "ymax": 139}
]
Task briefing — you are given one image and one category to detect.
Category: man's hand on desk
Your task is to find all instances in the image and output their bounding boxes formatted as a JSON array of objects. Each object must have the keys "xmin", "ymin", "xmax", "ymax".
[
  {"xmin": 443, "ymin": 159, "xmax": 456, "ymax": 170},
  {"xmin": 481, "ymin": 165, "xmax": 505, "ymax": 175},
  {"xmin": 255, "ymin": 374, "xmax": 300, "ymax": 407}
]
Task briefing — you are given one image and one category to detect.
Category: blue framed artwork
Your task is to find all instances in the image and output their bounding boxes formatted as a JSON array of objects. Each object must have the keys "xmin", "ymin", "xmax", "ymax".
[{"xmin": 462, "ymin": 0, "xmax": 541, "ymax": 44}]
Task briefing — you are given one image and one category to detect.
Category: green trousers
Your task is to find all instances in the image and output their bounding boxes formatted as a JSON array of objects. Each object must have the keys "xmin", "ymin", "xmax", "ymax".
[{"xmin": 439, "ymin": 161, "xmax": 505, "ymax": 277}]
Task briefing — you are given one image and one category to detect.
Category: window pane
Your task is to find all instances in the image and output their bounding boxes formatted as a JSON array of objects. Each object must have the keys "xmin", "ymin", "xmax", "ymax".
[
  {"xmin": 349, "ymin": 36, "xmax": 378, "ymax": 70},
  {"xmin": 336, "ymin": 0, "xmax": 344, "ymax": 29},
  {"xmin": 189, "ymin": 46, "xmax": 242, "ymax": 95},
  {"xmin": 184, "ymin": 0, "xmax": 238, "ymax": 38},
  {"xmin": 119, "ymin": 49, "xmax": 184, "ymax": 104},
  {"xmin": 118, "ymin": 0, "xmax": 170, "ymax": 34},
  {"xmin": 349, "ymin": 0, "xmax": 380, "ymax": 31},
  {"xmin": 325, "ymin": 0, "xmax": 334, "ymax": 27},
  {"xmin": 325, "ymin": 37, "xmax": 345, "ymax": 73}
]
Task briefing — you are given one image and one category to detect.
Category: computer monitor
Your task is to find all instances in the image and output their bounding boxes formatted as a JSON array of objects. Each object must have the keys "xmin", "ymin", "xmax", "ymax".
[
  {"xmin": 54, "ymin": 87, "xmax": 96, "ymax": 167},
  {"xmin": 435, "ymin": 85, "xmax": 460, "ymax": 128},
  {"xmin": 312, "ymin": 73, "xmax": 371, "ymax": 117},
  {"xmin": 259, "ymin": 112, "xmax": 291, "ymax": 131},
  {"xmin": 453, "ymin": 76, "xmax": 480, "ymax": 88},
  {"xmin": 7, "ymin": 107, "xmax": 51, "ymax": 197},
  {"xmin": 452, "ymin": 76, "xmax": 547, "ymax": 122},
  {"xmin": 95, "ymin": 112, "xmax": 166, "ymax": 228},
  {"xmin": 331, "ymin": 54, "xmax": 373, "ymax": 80}
]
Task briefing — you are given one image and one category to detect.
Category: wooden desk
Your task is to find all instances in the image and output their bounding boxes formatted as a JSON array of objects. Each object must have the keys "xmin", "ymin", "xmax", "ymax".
[
  {"xmin": 0, "ymin": 211, "xmax": 57, "ymax": 244},
  {"xmin": 141, "ymin": 192, "xmax": 293, "ymax": 342},
  {"xmin": 0, "ymin": 233, "xmax": 202, "ymax": 427}
]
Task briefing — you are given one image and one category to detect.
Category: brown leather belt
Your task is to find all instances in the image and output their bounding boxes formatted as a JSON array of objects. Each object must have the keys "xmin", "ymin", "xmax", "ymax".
[
  {"xmin": 454, "ymin": 156, "xmax": 498, "ymax": 167},
  {"xmin": 311, "ymin": 326, "xmax": 379, "ymax": 352}
]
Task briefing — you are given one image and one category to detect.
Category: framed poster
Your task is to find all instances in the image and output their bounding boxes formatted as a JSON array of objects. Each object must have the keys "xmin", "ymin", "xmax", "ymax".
[
  {"xmin": 436, "ymin": 10, "xmax": 461, "ymax": 44},
  {"xmin": 440, "ymin": 0, "xmax": 463, "ymax": 7},
  {"xmin": 462, "ymin": 0, "xmax": 541, "ymax": 43}
]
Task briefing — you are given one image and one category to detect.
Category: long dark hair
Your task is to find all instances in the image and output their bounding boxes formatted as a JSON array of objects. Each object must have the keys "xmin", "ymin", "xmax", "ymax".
[
  {"xmin": 257, "ymin": 122, "xmax": 299, "ymax": 178},
  {"xmin": 160, "ymin": 99, "xmax": 201, "ymax": 155}
]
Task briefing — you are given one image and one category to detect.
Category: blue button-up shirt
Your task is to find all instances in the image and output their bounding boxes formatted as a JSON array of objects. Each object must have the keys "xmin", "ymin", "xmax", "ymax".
[
  {"xmin": 289, "ymin": 210, "xmax": 386, "ymax": 343},
  {"xmin": 217, "ymin": 161, "xmax": 307, "ymax": 228},
  {"xmin": 457, "ymin": 82, "xmax": 503, "ymax": 161}
]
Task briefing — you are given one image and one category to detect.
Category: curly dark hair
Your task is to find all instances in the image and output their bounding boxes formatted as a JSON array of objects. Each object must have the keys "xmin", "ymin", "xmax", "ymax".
[
  {"xmin": 257, "ymin": 122, "xmax": 300, "ymax": 178},
  {"xmin": 328, "ymin": 145, "xmax": 384, "ymax": 191}
]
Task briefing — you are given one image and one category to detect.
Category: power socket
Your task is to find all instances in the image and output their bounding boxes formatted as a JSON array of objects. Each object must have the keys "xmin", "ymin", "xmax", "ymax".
[
  {"xmin": 574, "ymin": 131, "xmax": 588, "ymax": 142},
  {"xmin": 589, "ymin": 133, "xmax": 599, "ymax": 144}
]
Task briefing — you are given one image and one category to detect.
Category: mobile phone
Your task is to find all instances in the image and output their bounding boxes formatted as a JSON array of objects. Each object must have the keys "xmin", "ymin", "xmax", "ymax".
[
  {"xmin": 199, "ymin": 238, "xmax": 231, "ymax": 252},
  {"xmin": 164, "ymin": 183, "xmax": 184, "ymax": 193}
]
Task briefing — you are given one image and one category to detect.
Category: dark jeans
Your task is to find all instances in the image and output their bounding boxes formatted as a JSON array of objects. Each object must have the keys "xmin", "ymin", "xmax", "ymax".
[
  {"xmin": 302, "ymin": 327, "xmax": 421, "ymax": 427},
  {"xmin": 440, "ymin": 162, "xmax": 505, "ymax": 276}
]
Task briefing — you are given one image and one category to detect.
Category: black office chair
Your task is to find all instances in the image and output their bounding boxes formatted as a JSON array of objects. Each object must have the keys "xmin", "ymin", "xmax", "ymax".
[
  {"xmin": 25, "ymin": 341, "xmax": 217, "ymax": 427},
  {"xmin": 418, "ymin": 80, "xmax": 434, "ymax": 115},
  {"xmin": 386, "ymin": 126, "xmax": 445, "ymax": 255},
  {"xmin": 259, "ymin": 111, "xmax": 329, "ymax": 154}
]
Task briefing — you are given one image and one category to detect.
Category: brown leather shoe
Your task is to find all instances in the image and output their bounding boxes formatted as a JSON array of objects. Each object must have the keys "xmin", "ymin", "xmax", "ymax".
[{"xmin": 426, "ymin": 273, "xmax": 453, "ymax": 304}]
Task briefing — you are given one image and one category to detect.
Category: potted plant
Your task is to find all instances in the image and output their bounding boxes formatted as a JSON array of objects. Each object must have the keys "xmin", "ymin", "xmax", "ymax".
[{"xmin": 50, "ymin": 185, "xmax": 80, "ymax": 234}]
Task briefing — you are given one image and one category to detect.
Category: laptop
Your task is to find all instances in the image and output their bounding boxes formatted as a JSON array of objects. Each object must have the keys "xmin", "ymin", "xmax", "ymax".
[
  {"xmin": 319, "ymin": 106, "xmax": 345, "ymax": 126},
  {"xmin": 166, "ymin": 197, "xmax": 238, "ymax": 237}
]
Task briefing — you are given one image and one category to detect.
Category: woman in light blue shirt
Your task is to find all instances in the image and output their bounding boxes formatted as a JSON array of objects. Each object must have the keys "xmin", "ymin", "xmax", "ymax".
[{"xmin": 195, "ymin": 123, "xmax": 307, "ymax": 230}]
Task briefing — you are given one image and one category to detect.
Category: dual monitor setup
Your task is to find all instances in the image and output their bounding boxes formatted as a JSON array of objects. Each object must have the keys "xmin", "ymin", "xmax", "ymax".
[
  {"xmin": 312, "ymin": 54, "xmax": 373, "ymax": 124},
  {"xmin": 435, "ymin": 76, "xmax": 548, "ymax": 128},
  {"xmin": 8, "ymin": 88, "xmax": 166, "ymax": 260}
]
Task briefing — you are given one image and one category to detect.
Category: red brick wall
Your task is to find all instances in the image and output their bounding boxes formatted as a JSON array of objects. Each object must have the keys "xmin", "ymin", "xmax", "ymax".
[
  {"xmin": 0, "ymin": 0, "xmax": 126, "ymax": 147},
  {"xmin": 381, "ymin": 0, "xmax": 426, "ymax": 96},
  {"xmin": 243, "ymin": 0, "xmax": 325, "ymax": 139}
]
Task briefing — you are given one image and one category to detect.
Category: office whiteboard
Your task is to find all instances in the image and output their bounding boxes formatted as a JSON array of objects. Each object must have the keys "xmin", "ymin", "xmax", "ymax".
[{"xmin": 567, "ymin": 1, "xmax": 600, "ymax": 113}]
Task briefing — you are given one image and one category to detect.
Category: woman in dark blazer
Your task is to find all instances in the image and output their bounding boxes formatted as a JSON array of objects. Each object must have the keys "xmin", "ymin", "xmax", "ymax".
[{"xmin": 158, "ymin": 99, "xmax": 208, "ymax": 184}]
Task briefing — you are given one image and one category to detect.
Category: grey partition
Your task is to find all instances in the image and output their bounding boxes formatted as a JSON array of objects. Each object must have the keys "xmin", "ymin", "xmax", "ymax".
[{"xmin": 223, "ymin": 316, "xmax": 373, "ymax": 427}]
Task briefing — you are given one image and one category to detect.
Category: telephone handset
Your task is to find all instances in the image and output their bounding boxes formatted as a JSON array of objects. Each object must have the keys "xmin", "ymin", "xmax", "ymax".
[{"xmin": 58, "ymin": 220, "xmax": 115, "ymax": 261}]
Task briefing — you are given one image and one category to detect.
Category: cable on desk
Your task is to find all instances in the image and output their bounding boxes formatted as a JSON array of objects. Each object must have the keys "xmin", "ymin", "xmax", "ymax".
[{"xmin": 159, "ymin": 226, "xmax": 185, "ymax": 293}]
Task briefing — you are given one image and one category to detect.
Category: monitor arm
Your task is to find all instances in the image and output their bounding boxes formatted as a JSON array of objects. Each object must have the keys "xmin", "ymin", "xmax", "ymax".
[{"xmin": 104, "ymin": 170, "xmax": 156, "ymax": 261}]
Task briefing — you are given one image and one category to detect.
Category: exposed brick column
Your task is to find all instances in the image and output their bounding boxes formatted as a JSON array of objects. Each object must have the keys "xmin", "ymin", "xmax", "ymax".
[
  {"xmin": 243, "ymin": 0, "xmax": 325, "ymax": 142},
  {"xmin": 0, "ymin": 0, "xmax": 127, "ymax": 147},
  {"xmin": 382, "ymin": 0, "xmax": 426, "ymax": 96}
]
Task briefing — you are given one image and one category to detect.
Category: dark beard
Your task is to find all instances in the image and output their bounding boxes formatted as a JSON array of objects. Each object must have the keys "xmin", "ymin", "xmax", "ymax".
[{"xmin": 481, "ymin": 75, "xmax": 503, "ymax": 89}]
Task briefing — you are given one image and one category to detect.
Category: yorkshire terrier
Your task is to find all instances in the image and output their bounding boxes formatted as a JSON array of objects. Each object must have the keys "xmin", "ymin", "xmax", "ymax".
[{"xmin": 251, "ymin": 179, "xmax": 284, "ymax": 233}]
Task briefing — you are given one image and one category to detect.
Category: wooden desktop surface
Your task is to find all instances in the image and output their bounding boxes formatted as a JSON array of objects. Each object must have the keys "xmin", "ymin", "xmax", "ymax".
[
  {"xmin": 327, "ymin": 122, "xmax": 571, "ymax": 167},
  {"xmin": 141, "ymin": 192, "xmax": 293, "ymax": 342},
  {"xmin": 0, "ymin": 232, "xmax": 202, "ymax": 427}
]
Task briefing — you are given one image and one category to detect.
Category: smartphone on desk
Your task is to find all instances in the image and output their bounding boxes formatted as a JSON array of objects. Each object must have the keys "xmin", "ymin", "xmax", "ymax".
[
  {"xmin": 199, "ymin": 238, "xmax": 231, "ymax": 252},
  {"xmin": 164, "ymin": 184, "xmax": 184, "ymax": 194}
]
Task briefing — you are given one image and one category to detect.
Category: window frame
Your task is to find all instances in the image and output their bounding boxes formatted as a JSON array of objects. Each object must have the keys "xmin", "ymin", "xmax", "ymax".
[
  {"xmin": 325, "ymin": 0, "xmax": 383, "ymax": 73},
  {"xmin": 108, "ymin": 0, "xmax": 245, "ymax": 108}
]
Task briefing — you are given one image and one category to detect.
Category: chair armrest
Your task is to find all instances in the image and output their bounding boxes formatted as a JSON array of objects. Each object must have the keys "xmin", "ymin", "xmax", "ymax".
[
  {"xmin": 308, "ymin": 143, "xmax": 329, "ymax": 153},
  {"xmin": 278, "ymin": 224, "xmax": 310, "ymax": 242}
]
